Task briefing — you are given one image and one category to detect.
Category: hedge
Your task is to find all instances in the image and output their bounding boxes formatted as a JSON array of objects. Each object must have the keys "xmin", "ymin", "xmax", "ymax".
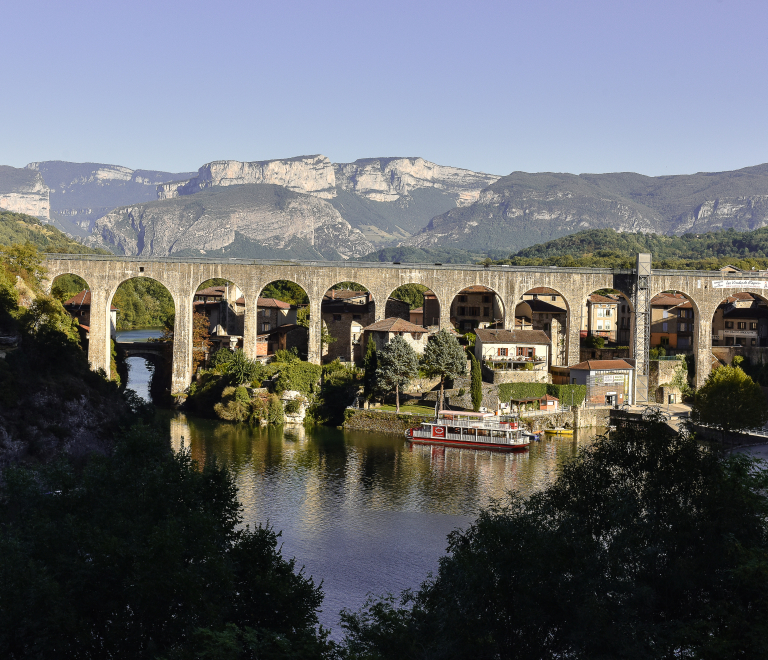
[{"xmin": 497, "ymin": 382, "xmax": 587, "ymax": 408}]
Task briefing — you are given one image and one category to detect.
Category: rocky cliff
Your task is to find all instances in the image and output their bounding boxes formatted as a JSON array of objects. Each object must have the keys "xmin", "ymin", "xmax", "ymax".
[
  {"xmin": 27, "ymin": 161, "xmax": 195, "ymax": 237},
  {"xmin": 86, "ymin": 184, "xmax": 373, "ymax": 260},
  {"xmin": 158, "ymin": 155, "xmax": 499, "ymax": 246},
  {"xmin": 0, "ymin": 166, "xmax": 50, "ymax": 220},
  {"xmin": 403, "ymin": 164, "xmax": 768, "ymax": 254}
]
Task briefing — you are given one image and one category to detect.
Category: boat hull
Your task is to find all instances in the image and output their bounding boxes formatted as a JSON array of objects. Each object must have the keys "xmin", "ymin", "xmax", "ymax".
[{"xmin": 407, "ymin": 435, "xmax": 529, "ymax": 452}]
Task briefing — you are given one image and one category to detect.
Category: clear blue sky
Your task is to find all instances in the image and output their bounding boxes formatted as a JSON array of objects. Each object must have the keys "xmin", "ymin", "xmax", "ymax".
[{"xmin": 2, "ymin": 0, "xmax": 766, "ymax": 177}]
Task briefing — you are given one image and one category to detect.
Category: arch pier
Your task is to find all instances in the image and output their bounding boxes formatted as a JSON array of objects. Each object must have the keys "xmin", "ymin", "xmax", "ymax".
[{"xmin": 43, "ymin": 254, "xmax": 768, "ymax": 399}]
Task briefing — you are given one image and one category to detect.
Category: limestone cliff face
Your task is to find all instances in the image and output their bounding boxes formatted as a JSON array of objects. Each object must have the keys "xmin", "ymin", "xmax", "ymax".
[
  {"xmin": 86, "ymin": 184, "xmax": 373, "ymax": 260},
  {"xmin": 334, "ymin": 157, "xmax": 499, "ymax": 204},
  {"xmin": 0, "ymin": 166, "xmax": 50, "ymax": 219},
  {"xmin": 403, "ymin": 165, "xmax": 768, "ymax": 254},
  {"xmin": 27, "ymin": 161, "xmax": 195, "ymax": 237},
  {"xmin": 158, "ymin": 155, "xmax": 337, "ymax": 200}
]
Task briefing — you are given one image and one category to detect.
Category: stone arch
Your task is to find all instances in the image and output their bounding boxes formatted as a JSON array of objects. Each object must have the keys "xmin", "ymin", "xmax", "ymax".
[
  {"xmin": 513, "ymin": 285, "xmax": 571, "ymax": 366},
  {"xmin": 321, "ymin": 281, "xmax": 377, "ymax": 364},
  {"xmin": 446, "ymin": 283, "xmax": 506, "ymax": 334},
  {"xmin": 580, "ymin": 287, "xmax": 636, "ymax": 358},
  {"xmin": 192, "ymin": 277, "xmax": 248, "ymax": 368},
  {"xmin": 385, "ymin": 283, "xmax": 442, "ymax": 329},
  {"xmin": 254, "ymin": 278, "xmax": 310, "ymax": 360},
  {"xmin": 107, "ymin": 275, "xmax": 178, "ymax": 390},
  {"xmin": 709, "ymin": 288, "xmax": 768, "ymax": 358}
]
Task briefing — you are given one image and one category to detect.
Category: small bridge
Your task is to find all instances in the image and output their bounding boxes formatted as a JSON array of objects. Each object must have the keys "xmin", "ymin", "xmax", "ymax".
[{"xmin": 117, "ymin": 341, "xmax": 172, "ymax": 362}]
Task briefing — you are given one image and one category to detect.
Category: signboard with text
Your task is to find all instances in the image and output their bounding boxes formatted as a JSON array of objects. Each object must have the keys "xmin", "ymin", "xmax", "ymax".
[{"xmin": 713, "ymin": 280, "xmax": 768, "ymax": 289}]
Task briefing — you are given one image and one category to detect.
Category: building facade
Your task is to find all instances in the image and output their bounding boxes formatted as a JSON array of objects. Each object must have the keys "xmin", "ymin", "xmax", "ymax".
[
  {"xmin": 569, "ymin": 359, "xmax": 634, "ymax": 406},
  {"xmin": 650, "ymin": 292, "xmax": 694, "ymax": 350},
  {"xmin": 450, "ymin": 285, "xmax": 504, "ymax": 333}
]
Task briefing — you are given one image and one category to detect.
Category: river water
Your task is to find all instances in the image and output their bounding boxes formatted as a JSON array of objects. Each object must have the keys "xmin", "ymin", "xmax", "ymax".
[{"xmin": 119, "ymin": 330, "xmax": 601, "ymax": 636}]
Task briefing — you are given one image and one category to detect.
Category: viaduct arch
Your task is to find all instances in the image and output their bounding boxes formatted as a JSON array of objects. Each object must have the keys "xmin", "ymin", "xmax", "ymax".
[{"xmin": 43, "ymin": 254, "xmax": 768, "ymax": 399}]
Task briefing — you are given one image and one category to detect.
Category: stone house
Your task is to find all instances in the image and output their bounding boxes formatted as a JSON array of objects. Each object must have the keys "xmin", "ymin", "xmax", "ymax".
[
  {"xmin": 569, "ymin": 359, "xmax": 634, "ymax": 406},
  {"xmin": 63, "ymin": 290, "xmax": 118, "ymax": 338},
  {"xmin": 516, "ymin": 287, "xmax": 567, "ymax": 364},
  {"xmin": 321, "ymin": 289, "xmax": 409, "ymax": 363},
  {"xmin": 582, "ymin": 294, "xmax": 619, "ymax": 343},
  {"xmin": 474, "ymin": 328, "xmax": 551, "ymax": 383},
  {"xmin": 650, "ymin": 292, "xmax": 694, "ymax": 350},
  {"xmin": 361, "ymin": 317, "xmax": 431, "ymax": 355},
  {"xmin": 422, "ymin": 290, "xmax": 441, "ymax": 327},
  {"xmin": 450, "ymin": 285, "xmax": 504, "ymax": 332}
]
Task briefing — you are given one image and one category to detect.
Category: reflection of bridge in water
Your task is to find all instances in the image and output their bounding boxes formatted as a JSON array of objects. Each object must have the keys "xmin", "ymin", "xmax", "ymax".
[{"xmin": 43, "ymin": 253, "xmax": 768, "ymax": 399}]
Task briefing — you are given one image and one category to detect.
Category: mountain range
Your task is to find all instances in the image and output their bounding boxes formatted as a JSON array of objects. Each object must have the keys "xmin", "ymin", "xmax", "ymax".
[{"xmin": 2, "ymin": 156, "xmax": 768, "ymax": 261}]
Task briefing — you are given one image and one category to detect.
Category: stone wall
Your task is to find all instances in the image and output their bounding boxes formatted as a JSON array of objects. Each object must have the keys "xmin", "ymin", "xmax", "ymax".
[
  {"xmin": 711, "ymin": 346, "xmax": 768, "ymax": 367},
  {"xmin": 525, "ymin": 406, "xmax": 611, "ymax": 431},
  {"xmin": 579, "ymin": 346, "xmax": 631, "ymax": 362},
  {"xmin": 343, "ymin": 409, "xmax": 432, "ymax": 434}
]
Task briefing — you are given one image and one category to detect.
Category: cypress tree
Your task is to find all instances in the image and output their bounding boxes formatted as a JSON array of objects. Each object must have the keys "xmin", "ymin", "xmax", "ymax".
[
  {"xmin": 363, "ymin": 336, "xmax": 378, "ymax": 398},
  {"xmin": 470, "ymin": 353, "xmax": 483, "ymax": 411}
]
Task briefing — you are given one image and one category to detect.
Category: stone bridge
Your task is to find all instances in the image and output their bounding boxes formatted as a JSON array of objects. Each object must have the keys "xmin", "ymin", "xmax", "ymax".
[
  {"xmin": 117, "ymin": 341, "xmax": 172, "ymax": 362},
  {"xmin": 42, "ymin": 253, "xmax": 768, "ymax": 398}
]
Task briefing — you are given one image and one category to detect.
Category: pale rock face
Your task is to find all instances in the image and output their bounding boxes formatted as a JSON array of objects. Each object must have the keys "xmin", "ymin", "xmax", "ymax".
[
  {"xmin": 158, "ymin": 155, "xmax": 337, "ymax": 200},
  {"xmin": 0, "ymin": 167, "xmax": 50, "ymax": 219},
  {"xmin": 87, "ymin": 184, "xmax": 374, "ymax": 259},
  {"xmin": 334, "ymin": 157, "xmax": 500, "ymax": 202}
]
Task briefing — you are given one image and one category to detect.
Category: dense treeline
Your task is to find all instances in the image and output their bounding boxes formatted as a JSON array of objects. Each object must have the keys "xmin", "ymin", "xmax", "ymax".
[
  {"xmin": 0, "ymin": 210, "xmax": 108, "ymax": 254},
  {"xmin": 489, "ymin": 227, "xmax": 768, "ymax": 270},
  {"xmin": 112, "ymin": 278, "xmax": 175, "ymax": 330}
]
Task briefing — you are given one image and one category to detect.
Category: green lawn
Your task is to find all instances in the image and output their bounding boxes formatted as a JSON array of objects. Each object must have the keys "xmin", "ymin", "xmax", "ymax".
[{"xmin": 376, "ymin": 402, "xmax": 437, "ymax": 413}]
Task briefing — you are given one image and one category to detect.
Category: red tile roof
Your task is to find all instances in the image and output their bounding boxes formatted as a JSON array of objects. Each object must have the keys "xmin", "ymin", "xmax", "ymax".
[
  {"xmin": 525, "ymin": 287, "xmax": 561, "ymax": 295},
  {"xmin": 196, "ymin": 286, "xmax": 226, "ymax": 297},
  {"xmin": 570, "ymin": 359, "xmax": 634, "ymax": 371},
  {"xmin": 475, "ymin": 328, "xmax": 550, "ymax": 344},
  {"xmin": 362, "ymin": 318, "xmax": 429, "ymax": 333},
  {"xmin": 63, "ymin": 290, "xmax": 117, "ymax": 311},
  {"xmin": 588, "ymin": 294, "xmax": 619, "ymax": 304},
  {"xmin": 323, "ymin": 289, "xmax": 368, "ymax": 301},
  {"xmin": 257, "ymin": 297, "xmax": 291, "ymax": 309},
  {"xmin": 458, "ymin": 285, "xmax": 495, "ymax": 294}
]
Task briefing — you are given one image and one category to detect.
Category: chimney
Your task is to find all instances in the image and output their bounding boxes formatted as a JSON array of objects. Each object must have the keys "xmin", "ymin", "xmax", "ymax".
[{"xmin": 331, "ymin": 289, "xmax": 335, "ymax": 299}]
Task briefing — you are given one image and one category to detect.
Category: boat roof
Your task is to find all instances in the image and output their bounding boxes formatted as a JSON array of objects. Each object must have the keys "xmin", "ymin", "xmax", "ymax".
[{"xmin": 438, "ymin": 410, "xmax": 502, "ymax": 418}]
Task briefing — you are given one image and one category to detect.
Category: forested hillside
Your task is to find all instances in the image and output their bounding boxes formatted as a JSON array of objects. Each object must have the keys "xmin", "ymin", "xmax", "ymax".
[
  {"xmin": 0, "ymin": 209, "xmax": 108, "ymax": 254},
  {"xmin": 491, "ymin": 227, "xmax": 768, "ymax": 270}
]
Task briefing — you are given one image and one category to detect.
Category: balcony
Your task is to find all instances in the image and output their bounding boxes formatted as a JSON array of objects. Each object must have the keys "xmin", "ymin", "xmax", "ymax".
[{"xmin": 484, "ymin": 356, "xmax": 547, "ymax": 371}]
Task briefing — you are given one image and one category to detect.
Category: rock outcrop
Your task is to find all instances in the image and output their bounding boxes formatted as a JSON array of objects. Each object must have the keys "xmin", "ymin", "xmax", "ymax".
[
  {"xmin": 334, "ymin": 157, "xmax": 499, "ymax": 204},
  {"xmin": 0, "ymin": 166, "xmax": 50, "ymax": 220},
  {"xmin": 86, "ymin": 183, "xmax": 373, "ymax": 260},
  {"xmin": 158, "ymin": 155, "xmax": 337, "ymax": 200},
  {"xmin": 27, "ymin": 161, "xmax": 195, "ymax": 237}
]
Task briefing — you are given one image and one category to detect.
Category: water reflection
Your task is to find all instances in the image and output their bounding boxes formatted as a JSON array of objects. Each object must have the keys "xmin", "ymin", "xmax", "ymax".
[
  {"xmin": 116, "ymin": 328, "xmax": 163, "ymax": 402},
  {"xmin": 166, "ymin": 412, "xmax": 602, "ymax": 633}
]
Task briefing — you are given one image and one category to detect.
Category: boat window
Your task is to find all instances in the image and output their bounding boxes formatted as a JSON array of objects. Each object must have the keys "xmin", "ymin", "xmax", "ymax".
[
  {"xmin": 492, "ymin": 430, "xmax": 506, "ymax": 438},
  {"xmin": 448, "ymin": 427, "xmax": 461, "ymax": 435},
  {"xmin": 477, "ymin": 429, "xmax": 489, "ymax": 437},
  {"xmin": 462, "ymin": 428, "xmax": 475, "ymax": 435}
]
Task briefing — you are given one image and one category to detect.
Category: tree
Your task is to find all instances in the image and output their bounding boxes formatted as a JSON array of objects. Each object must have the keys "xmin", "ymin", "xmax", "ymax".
[
  {"xmin": 0, "ymin": 425, "xmax": 333, "ymax": 659},
  {"xmin": 375, "ymin": 336, "xmax": 419, "ymax": 412},
  {"xmin": 470, "ymin": 353, "xmax": 483, "ymax": 411},
  {"xmin": 363, "ymin": 336, "xmax": 377, "ymax": 399},
  {"xmin": 0, "ymin": 241, "xmax": 46, "ymax": 287},
  {"xmin": 341, "ymin": 415, "xmax": 768, "ymax": 659},
  {"xmin": 422, "ymin": 329, "xmax": 467, "ymax": 410},
  {"xmin": 390, "ymin": 283, "xmax": 428, "ymax": 310},
  {"xmin": 692, "ymin": 364, "xmax": 768, "ymax": 441}
]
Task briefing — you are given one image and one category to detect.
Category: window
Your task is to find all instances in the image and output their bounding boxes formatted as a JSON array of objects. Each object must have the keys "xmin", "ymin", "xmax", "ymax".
[
  {"xmin": 571, "ymin": 378, "xmax": 577, "ymax": 384},
  {"xmin": 551, "ymin": 295, "xmax": 557, "ymax": 301},
  {"xmin": 353, "ymin": 314, "xmax": 361, "ymax": 320},
  {"xmin": 725, "ymin": 321, "xmax": 734, "ymax": 329},
  {"xmin": 597, "ymin": 309, "xmax": 604, "ymax": 317},
  {"xmin": 497, "ymin": 347, "xmax": 508, "ymax": 356},
  {"xmin": 679, "ymin": 323, "xmax": 686, "ymax": 332},
  {"xmin": 752, "ymin": 339, "xmax": 757, "ymax": 346},
  {"xmin": 261, "ymin": 322, "xmax": 270, "ymax": 332},
  {"xmin": 660, "ymin": 336, "xmax": 669, "ymax": 346},
  {"xmin": 738, "ymin": 322, "xmax": 747, "ymax": 330},
  {"xmin": 604, "ymin": 321, "xmax": 611, "ymax": 330},
  {"xmin": 333, "ymin": 314, "xmax": 342, "ymax": 321},
  {"xmin": 751, "ymin": 322, "xmax": 758, "ymax": 330},
  {"xmin": 459, "ymin": 295, "xmax": 467, "ymax": 303},
  {"xmin": 544, "ymin": 322, "xmax": 550, "ymax": 331},
  {"xmin": 458, "ymin": 306, "xmax": 465, "ymax": 315},
  {"xmin": 662, "ymin": 322, "xmax": 668, "ymax": 331},
  {"xmin": 663, "ymin": 309, "xmax": 669, "ymax": 319},
  {"xmin": 483, "ymin": 307, "xmax": 490, "ymax": 317},
  {"xmin": 605, "ymin": 309, "xmax": 612, "ymax": 317},
  {"xmin": 482, "ymin": 295, "xmax": 490, "ymax": 303},
  {"xmin": 597, "ymin": 322, "xmax": 603, "ymax": 330},
  {"xmin": 468, "ymin": 307, "xmax": 480, "ymax": 316}
]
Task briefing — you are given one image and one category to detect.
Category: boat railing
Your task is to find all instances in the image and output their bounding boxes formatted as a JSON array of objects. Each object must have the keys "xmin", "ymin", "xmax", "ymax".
[{"xmin": 435, "ymin": 417, "xmax": 519, "ymax": 431}]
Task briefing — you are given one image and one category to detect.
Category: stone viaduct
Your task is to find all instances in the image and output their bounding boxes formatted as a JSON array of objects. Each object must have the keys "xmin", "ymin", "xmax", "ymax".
[{"xmin": 42, "ymin": 253, "xmax": 768, "ymax": 401}]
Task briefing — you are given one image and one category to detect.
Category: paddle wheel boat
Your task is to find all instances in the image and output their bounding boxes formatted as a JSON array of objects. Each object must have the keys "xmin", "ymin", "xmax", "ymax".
[{"xmin": 405, "ymin": 410, "xmax": 532, "ymax": 451}]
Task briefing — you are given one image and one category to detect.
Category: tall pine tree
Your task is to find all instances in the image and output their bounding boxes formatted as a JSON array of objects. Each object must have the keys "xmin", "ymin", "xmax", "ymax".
[{"xmin": 470, "ymin": 353, "xmax": 483, "ymax": 411}]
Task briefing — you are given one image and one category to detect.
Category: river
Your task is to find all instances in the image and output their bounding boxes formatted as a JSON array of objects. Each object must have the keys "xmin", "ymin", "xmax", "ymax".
[{"xmin": 118, "ymin": 329, "xmax": 601, "ymax": 636}]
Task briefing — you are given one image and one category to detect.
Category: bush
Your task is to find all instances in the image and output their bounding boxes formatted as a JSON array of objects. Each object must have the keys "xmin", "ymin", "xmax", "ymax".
[
  {"xmin": 546, "ymin": 384, "xmax": 587, "ymax": 407},
  {"xmin": 498, "ymin": 383, "xmax": 547, "ymax": 402},
  {"xmin": 583, "ymin": 334, "xmax": 605, "ymax": 349},
  {"xmin": 285, "ymin": 399, "xmax": 302, "ymax": 415}
]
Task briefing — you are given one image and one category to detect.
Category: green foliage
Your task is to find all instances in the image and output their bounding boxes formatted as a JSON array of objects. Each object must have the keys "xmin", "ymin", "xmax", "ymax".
[
  {"xmin": 20, "ymin": 293, "xmax": 81, "ymax": 346},
  {"xmin": 363, "ymin": 336, "xmax": 378, "ymax": 398},
  {"xmin": 50, "ymin": 273, "xmax": 89, "ymax": 302},
  {"xmin": 490, "ymin": 226, "xmax": 768, "ymax": 271},
  {"xmin": 583, "ymin": 334, "xmax": 605, "ymax": 349},
  {"xmin": 498, "ymin": 382, "xmax": 548, "ymax": 402},
  {"xmin": 470, "ymin": 354, "xmax": 483, "ymax": 412},
  {"xmin": 284, "ymin": 399, "xmax": 302, "ymax": 415},
  {"xmin": 215, "ymin": 386, "xmax": 251, "ymax": 422},
  {"xmin": 0, "ymin": 425, "xmax": 331, "ymax": 658},
  {"xmin": 0, "ymin": 241, "xmax": 47, "ymax": 288},
  {"xmin": 340, "ymin": 416, "xmax": 768, "ymax": 659},
  {"xmin": 649, "ymin": 345, "xmax": 667, "ymax": 359},
  {"xmin": 422, "ymin": 329, "xmax": 467, "ymax": 407},
  {"xmin": 0, "ymin": 210, "xmax": 107, "ymax": 255},
  {"xmin": 208, "ymin": 349, "xmax": 263, "ymax": 386},
  {"xmin": 297, "ymin": 306, "xmax": 310, "ymax": 328},
  {"xmin": 692, "ymin": 365, "xmax": 768, "ymax": 440},
  {"xmin": 376, "ymin": 336, "xmax": 419, "ymax": 412},
  {"xmin": 547, "ymin": 384, "xmax": 586, "ymax": 407},
  {"xmin": 356, "ymin": 245, "xmax": 493, "ymax": 265},
  {"xmin": 260, "ymin": 280, "xmax": 309, "ymax": 305},
  {"xmin": 273, "ymin": 358, "xmax": 322, "ymax": 397},
  {"xmin": 112, "ymin": 277, "xmax": 175, "ymax": 330},
  {"xmin": 390, "ymin": 283, "xmax": 428, "ymax": 310}
]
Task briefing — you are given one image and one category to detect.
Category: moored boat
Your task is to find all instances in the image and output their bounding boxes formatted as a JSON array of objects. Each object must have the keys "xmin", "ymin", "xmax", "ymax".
[
  {"xmin": 405, "ymin": 410, "xmax": 531, "ymax": 451},
  {"xmin": 544, "ymin": 427, "xmax": 573, "ymax": 436}
]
